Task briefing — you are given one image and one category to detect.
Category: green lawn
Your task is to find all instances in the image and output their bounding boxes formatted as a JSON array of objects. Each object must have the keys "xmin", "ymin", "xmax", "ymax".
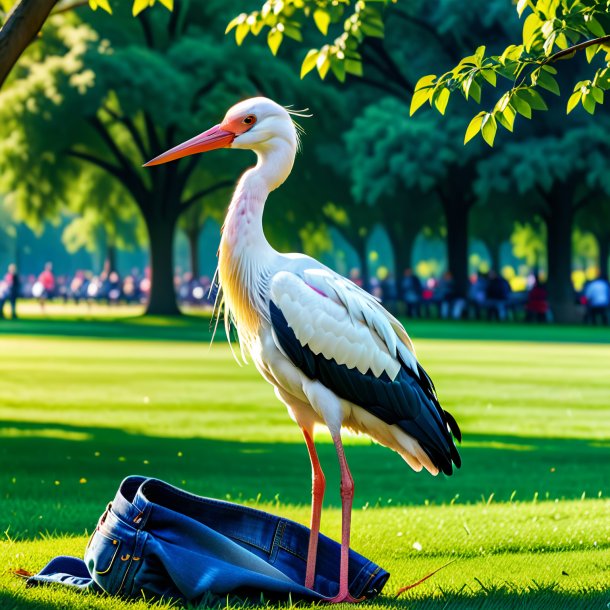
[{"xmin": 0, "ymin": 317, "xmax": 609, "ymax": 609}]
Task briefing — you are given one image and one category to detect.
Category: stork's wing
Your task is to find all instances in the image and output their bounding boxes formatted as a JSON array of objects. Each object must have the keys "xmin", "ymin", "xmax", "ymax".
[{"xmin": 269, "ymin": 269, "xmax": 461, "ymax": 475}]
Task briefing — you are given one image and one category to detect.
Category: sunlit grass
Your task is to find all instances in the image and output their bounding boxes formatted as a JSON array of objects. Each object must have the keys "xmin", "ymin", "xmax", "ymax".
[{"xmin": 0, "ymin": 320, "xmax": 609, "ymax": 608}]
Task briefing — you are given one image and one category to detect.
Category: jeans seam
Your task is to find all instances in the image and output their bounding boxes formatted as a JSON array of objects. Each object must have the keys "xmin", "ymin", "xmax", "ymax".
[
  {"xmin": 277, "ymin": 542, "xmax": 307, "ymax": 562},
  {"xmin": 269, "ymin": 520, "xmax": 286, "ymax": 562},
  {"xmin": 227, "ymin": 534, "xmax": 271, "ymax": 554}
]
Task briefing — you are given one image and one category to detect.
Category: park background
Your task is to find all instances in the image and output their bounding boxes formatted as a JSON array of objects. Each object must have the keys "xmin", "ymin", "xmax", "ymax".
[{"xmin": 0, "ymin": 0, "xmax": 610, "ymax": 609}]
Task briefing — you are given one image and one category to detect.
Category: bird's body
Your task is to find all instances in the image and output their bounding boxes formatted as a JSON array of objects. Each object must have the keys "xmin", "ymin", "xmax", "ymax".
[{"xmin": 145, "ymin": 97, "xmax": 461, "ymax": 602}]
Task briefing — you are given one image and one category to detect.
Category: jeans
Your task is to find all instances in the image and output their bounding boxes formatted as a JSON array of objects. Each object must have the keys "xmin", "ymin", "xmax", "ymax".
[{"xmin": 29, "ymin": 476, "xmax": 389, "ymax": 603}]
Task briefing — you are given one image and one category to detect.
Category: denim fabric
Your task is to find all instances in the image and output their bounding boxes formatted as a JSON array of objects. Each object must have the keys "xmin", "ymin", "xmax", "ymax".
[{"xmin": 28, "ymin": 476, "xmax": 389, "ymax": 603}]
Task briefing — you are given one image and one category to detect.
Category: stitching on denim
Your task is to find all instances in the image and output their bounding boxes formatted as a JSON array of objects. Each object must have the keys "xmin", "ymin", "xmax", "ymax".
[
  {"xmin": 277, "ymin": 542, "xmax": 307, "ymax": 562},
  {"xmin": 269, "ymin": 520, "xmax": 286, "ymax": 562},
  {"xmin": 226, "ymin": 534, "xmax": 271, "ymax": 554},
  {"xmin": 116, "ymin": 529, "xmax": 141, "ymax": 595},
  {"xmin": 355, "ymin": 565, "xmax": 380, "ymax": 597}
]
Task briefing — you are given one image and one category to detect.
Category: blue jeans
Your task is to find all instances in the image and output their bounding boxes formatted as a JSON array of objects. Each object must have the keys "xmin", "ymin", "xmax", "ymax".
[{"xmin": 29, "ymin": 476, "xmax": 389, "ymax": 602}]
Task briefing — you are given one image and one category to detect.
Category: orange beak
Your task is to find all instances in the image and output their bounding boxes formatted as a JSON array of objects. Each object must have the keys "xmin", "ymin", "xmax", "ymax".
[{"xmin": 143, "ymin": 124, "xmax": 235, "ymax": 167}]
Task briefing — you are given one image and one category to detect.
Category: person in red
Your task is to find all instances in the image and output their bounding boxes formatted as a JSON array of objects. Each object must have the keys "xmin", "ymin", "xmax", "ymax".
[
  {"xmin": 526, "ymin": 276, "xmax": 550, "ymax": 322},
  {"xmin": 37, "ymin": 262, "xmax": 56, "ymax": 309}
]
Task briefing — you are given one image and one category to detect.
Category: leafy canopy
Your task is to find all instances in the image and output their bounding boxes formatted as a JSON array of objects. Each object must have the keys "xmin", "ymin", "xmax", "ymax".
[{"xmin": 229, "ymin": 0, "xmax": 610, "ymax": 145}]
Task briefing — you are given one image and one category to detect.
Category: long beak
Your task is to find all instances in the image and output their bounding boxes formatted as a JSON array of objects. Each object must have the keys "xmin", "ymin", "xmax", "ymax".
[{"xmin": 143, "ymin": 124, "xmax": 235, "ymax": 167}]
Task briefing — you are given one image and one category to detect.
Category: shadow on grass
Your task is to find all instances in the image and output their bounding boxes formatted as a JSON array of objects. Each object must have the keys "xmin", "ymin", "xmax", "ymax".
[
  {"xmin": 1, "ymin": 316, "xmax": 610, "ymax": 344},
  {"xmin": 0, "ymin": 584, "xmax": 608, "ymax": 610},
  {"xmin": 1, "ymin": 419, "xmax": 608, "ymax": 539}
]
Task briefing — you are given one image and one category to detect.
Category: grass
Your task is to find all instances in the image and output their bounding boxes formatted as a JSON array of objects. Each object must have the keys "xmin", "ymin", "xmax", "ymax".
[{"xmin": 0, "ymin": 316, "xmax": 609, "ymax": 609}]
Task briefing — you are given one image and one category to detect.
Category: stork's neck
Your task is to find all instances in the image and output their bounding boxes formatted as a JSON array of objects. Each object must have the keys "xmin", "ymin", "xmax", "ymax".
[{"xmin": 218, "ymin": 138, "xmax": 296, "ymax": 338}]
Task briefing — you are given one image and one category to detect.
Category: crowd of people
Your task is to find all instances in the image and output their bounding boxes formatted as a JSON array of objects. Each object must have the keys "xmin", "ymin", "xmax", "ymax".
[
  {"xmin": 348, "ymin": 267, "xmax": 610, "ymax": 324},
  {"xmin": 1, "ymin": 262, "xmax": 609, "ymax": 324},
  {"xmin": 0, "ymin": 262, "xmax": 217, "ymax": 318}
]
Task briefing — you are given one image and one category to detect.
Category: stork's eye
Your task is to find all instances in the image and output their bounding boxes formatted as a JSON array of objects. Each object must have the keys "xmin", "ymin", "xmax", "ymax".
[{"xmin": 243, "ymin": 115, "xmax": 256, "ymax": 125}]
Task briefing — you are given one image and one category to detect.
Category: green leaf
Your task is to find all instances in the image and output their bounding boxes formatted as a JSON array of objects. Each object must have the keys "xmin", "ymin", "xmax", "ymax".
[
  {"xmin": 225, "ymin": 14, "xmax": 245, "ymax": 34},
  {"xmin": 469, "ymin": 79, "xmax": 482, "ymax": 103},
  {"xmin": 464, "ymin": 111, "xmax": 486, "ymax": 144},
  {"xmin": 345, "ymin": 59, "xmax": 363, "ymax": 77},
  {"xmin": 586, "ymin": 16, "xmax": 606, "ymax": 38},
  {"xmin": 316, "ymin": 49, "xmax": 331, "ymax": 79},
  {"xmin": 481, "ymin": 114, "xmax": 497, "ymax": 147},
  {"xmin": 520, "ymin": 88, "xmax": 548, "ymax": 111},
  {"xmin": 313, "ymin": 9, "xmax": 331, "ymax": 35},
  {"xmin": 537, "ymin": 69, "xmax": 560, "ymax": 95},
  {"xmin": 512, "ymin": 93, "xmax": 532, "ymax": 118},
  {"xmin": 267, "ymin": 28, "xmax": 283, "ymax": 55},
  {"xmin": 236, "ymin": 22, "xmax": 250, "ymax": 45},
  {"xmin": 523, "ymin": 13, "xmax": 542, "ymax": 50},
  {"xmin": 434, "ymin": 87, "xmax": 450, "ymax": 115},
  {"xmin": 586, "ymin": 44, "xmax": 600, "ymax": 64},
  {"xmin": 330, "ymin": 57, "xmax": 346, "ymax": 82},
  {"xmin": 481, "ymin": 68, "xmax": 497, "ymax": 86},
  {"xmin": 582, "ymin": 92, "xmax": 596, "ymax": 114},
  {"xmin": 96, "ymin": 0, "xmax": 112, "ymax": 13},
  {"xmin": 496, "ymin": 104, "xmax": 516, "ymax": 132},
  {"xmin": 591, "ymin": 86, "xmax": 604, "ymax": 104},
  {"xmin": 414, "ymin": 74, "xmax": 437, "ymax": 92},
  {"xmin": 566, "ymin": 91, "xmax": 581, "ymax": 114},
  {"xmin": 410, "ymin": 87, "xmax": 432, "ymax": 116},
  {"xmin": 132, "ymin": 0, "xmax": 148, "ymax": 16},
  {"xmin": 283, "ymin": 23, "xmax": 302, "ymax": 41},
  {"xmin": 300, "ymin": 49, "xmax": 319, "ymax": 78}
]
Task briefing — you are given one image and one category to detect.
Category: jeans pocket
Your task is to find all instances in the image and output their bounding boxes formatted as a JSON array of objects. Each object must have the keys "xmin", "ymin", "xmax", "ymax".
[{"xmin": 85, "ymin": 529, "xmax": 121, "ymax": 577}]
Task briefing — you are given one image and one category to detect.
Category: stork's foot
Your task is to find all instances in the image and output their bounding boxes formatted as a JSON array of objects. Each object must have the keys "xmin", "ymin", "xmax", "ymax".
[{"xmin": 327, "ymin": 591, "xmax": 365, "ymax": 604}]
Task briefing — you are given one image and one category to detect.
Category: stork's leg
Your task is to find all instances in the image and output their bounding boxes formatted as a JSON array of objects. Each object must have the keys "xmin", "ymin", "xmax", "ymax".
[
  {"xmin": 328, "ymin": 432, "xmax": 363, "ymax": 604},
  {"xmin": 301, "ymin": 427, "xmax": 325, "ymax": 590}
]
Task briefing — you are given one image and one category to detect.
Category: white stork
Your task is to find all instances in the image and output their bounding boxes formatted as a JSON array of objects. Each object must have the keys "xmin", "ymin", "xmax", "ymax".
[{"xmin": 145, "ymin": 97, "xmax": 461, "ymax": 603}]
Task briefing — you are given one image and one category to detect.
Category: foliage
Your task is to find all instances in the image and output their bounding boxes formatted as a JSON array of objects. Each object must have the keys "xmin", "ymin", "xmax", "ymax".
[
  {"xmin": 230, "ymin": 1, "xmax": 610, "ymax": 146},
  {"xmin": 225, "ymin": 0, "xmax": 395, "ymax": 82},
  {"xmin": 411, "ymin": 0, "xmax": 610, "ymax": 145},
  {"xmin": 511, "ymin": 220, "xmax": 546, "ymax": 268}
]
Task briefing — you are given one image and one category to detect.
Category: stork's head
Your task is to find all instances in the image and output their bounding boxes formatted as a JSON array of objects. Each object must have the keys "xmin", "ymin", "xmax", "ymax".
[{"xmin": 144, "ymin": 97, "xmax": 299, "ymax": 167}]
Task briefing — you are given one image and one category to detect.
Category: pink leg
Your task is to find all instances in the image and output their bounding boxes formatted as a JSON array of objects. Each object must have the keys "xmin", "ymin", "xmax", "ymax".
[
  {"xmin": 302, "ymin": 428, "xmax": 325, "ymax": 590},
  {"xmin": 328, "ymin": 433, "xmax": 363, "ymax": 604}
]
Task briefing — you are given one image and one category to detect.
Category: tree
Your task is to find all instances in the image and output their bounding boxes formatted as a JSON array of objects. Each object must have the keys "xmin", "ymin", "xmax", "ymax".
[
  {"xmin": 0, "ymin": 0, "xmax": 170, "ymax": 90},
  {"xmin": 61, "ymin": 175, "xmax": 146, "ymax": 272},
  {"xmin": 345, "ymin": 98, "xmax": 479, "ymax": 295},
  {"xmin": 476, "ymin": 123, "xmax": 610, "ymax": 319},
  {"xmin": 0, "ymin": 1, "xmax": 320, "ymax": 314}
]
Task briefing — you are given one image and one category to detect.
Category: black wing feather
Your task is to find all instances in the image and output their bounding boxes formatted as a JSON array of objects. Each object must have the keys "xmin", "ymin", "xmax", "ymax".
[{"xmin": 270, "ymin": 302, "xmax": 461, "ymax": 475}]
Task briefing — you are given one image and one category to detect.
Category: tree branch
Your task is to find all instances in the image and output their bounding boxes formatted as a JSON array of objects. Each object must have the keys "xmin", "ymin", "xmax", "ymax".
[
  {"xmin": 66, "ymin": 149, "xmax": 125, "ymax": 180},
  {"xmin": 102, "ymin": 105, "xmax": 149, "ymax": 160},
  {"xmin": 179, "ymin": 180, "xmax": 233, "ymax": 214},
  {"xmin": 144, "ymin": 111, "xmax": 162, "ymax": 155},
  {"xmin": 0, "ymin": 0, "xmax": 58, "ymax": 89}
]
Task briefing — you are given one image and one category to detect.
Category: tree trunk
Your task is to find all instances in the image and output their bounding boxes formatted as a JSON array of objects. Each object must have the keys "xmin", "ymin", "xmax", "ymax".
[
  {"xmin": 186, "ymin": 229, "xmax": 199, "ymax": 278},
  {"xmin": 0, "ymin": 0, "xmax": 58, "ymax": 89},
  {"xmin": 444, "ymin": 201, "xmax": 470, "ymax": 297},
  {"xmin": 597, "ymin": 234, "xmax": 609, "ymax": 278},
  {"xmin": 545, "ymin": 193, "xmax": 578, "ymax": 322},
  {"xmin": 106, "ymin": 242, "xmax": 117, "ymax": 273},
  {"xmin": 386, "ymin": 224, "xmax": 416, "ymax": 278},
  {"xmin": 145, "ymin": 214, "xmax": 180, "ymax": 316}
]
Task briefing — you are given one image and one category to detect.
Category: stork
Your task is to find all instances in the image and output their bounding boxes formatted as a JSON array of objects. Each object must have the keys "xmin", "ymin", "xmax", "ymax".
[{"xmin": 145, "ymin": 97, "xmax": 461, "ymax": 603}]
